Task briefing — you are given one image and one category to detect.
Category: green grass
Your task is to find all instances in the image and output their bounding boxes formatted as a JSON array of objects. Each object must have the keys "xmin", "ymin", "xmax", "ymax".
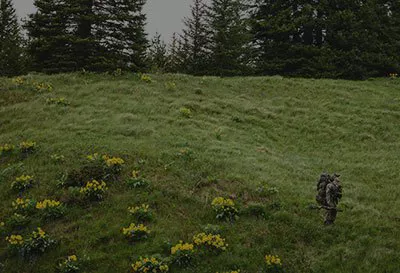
[{"xmin": 0, "ymin": 72, "xmax": 399, "ymax": 273}]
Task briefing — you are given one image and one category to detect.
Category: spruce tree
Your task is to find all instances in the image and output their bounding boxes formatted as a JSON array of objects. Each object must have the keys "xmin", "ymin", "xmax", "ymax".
[
  {"xmin": 68, "ymin": 0, "xmax": 97, "ymax": 70},
  {"xmin": 180, "ymin": 0, "xmax": 211, "ymax": 74},
  {"xmin": 0, "ymin": 0, "xmax": 24, "ymax": 76},
  {"xmin": 208, "ymin": 0, "xmax": 250, "ymax": 76},
  {"xmin": 91, "ymin": 0, "xmax": 147, "ymax": 71},
  {"xmin": 166, "ymin": 32, "xmax": 184, "ymax": 73},
  {"xmin": 148, "ymin": 32, "xmax": 168, "ymax": 72},
  {"xmin": 26, "ymin": 0, "xmax": 74, "ymax": 73},
  {"xmin": 250, "ymin": 0, "xmax": 301, "ymax": 75}
]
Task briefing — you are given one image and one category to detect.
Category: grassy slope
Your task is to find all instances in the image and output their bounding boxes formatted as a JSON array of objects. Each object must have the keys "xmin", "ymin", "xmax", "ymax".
[{"xmin": 0, "ymin": 73, "xmax": 399, "ymax": 273}]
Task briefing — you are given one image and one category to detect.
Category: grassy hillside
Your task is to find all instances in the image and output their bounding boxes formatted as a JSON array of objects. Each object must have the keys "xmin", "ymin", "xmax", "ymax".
[{"xmin": 0, "ymin": 73, "xmax": 399, "ymax": 273}]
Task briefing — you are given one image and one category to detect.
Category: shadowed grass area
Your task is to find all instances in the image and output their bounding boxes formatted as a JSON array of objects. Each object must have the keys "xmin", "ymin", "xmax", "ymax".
[{"xmin": 0, "ymin": 73, "xmax": 399, "ymax": 273}]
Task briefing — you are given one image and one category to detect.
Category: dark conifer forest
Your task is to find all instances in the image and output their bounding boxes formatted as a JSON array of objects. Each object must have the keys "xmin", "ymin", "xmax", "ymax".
[{"xmin": 1, "ymin": 0, "xmax": 400, "ymax": 79}]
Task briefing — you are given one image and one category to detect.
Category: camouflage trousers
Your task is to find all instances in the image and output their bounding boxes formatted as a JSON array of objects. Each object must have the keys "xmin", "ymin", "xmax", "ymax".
[{"xmin": 324, "ymin": 208, "xmax": 337, "ymax": 225}]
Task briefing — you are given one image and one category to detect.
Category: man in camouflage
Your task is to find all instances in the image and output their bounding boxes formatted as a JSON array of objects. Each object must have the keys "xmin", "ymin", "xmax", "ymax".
[{"xmin": 316, "ymin": 173, "xmax": 342, "ymax": 225}]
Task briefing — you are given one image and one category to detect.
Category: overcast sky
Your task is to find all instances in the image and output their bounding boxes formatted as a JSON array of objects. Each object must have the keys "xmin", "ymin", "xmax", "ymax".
[{"xmin": 13, "ymin": 0, "xmax": 192, "ymax": 42}]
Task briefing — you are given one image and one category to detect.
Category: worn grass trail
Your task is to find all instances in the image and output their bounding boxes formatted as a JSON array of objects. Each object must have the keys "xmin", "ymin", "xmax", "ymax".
[{"xmin": 0, "ymin": 73, "xmax": 399, "ymax": 272}]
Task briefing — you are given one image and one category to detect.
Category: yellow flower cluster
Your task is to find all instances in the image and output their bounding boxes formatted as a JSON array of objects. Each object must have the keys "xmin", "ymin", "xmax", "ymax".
[
  {"xmin": 80, "ymin": 180, "xmax": 108, "ymax": 194},
  {"xmin": 19, "ymin": 141, "xmax": 36, "ymax": 151},
  {"xmin": 389, "ymin": 73, "xmax": 398, "ymax": 78},
  {"xmin": 34, "ymin": 82, "xmax": 53, "ymax": 92},
  {"xmin": 122, "ymin": 223, "xmax": 150, "ymax": 237},
  {"xmin": 0, "ymin": 143, "xmax": 15, "ymax": 153},
  {"xmin": 165, "ymin": 81, "xmax": 177, "ymax": 91},
  {"xmin": 32, "ymin": 227, "xmax": 46, "ymax": 239},
  {"xmin": 128, "ymin": 204, "xmax": 149, "ymax": 214},
  {"xmin": 140, "ymin": 74, "xmax": 152, "ymax": 83},
  {"xmin": 12, "ymin": 175, "xmax": 34, "ymax": 191},
  {"xmin": 131, "ymin": 257, "xmax": 168, "ymax": 273},
  {"xmin": 12, "ymin": 77, "xmax": 24, "ymax": 85},
  {"xmin": 211, "ymin": 197, "xmax": 235, "ymax": 207},
  {"xmin": 67, "ymin": 255, "xmax": 78, "ymax": 262},
  {"xmin": 0, "ymin": 221, "xmax": 4, "ymax": 227},
  {"xmin": 51, "ymin": 154, "xmax": 65, "ymax": 161},
  {"xmin": 131, "ymin": 170, "xmax": 140, "ymax": 178},
  {"xmin": 171, "ymin": 241, "xmax": 194, "ymax": 255},
  {"xmin": 193, "ymin": 233, "xmax": 227, "ymax": 251},
  {"xmin": 102, "ymin": 155, "xmax": 125, "ymax": 167},
  {"xmin": 36, "ymin": 199, "xmax": 61, "ymax": 209},
  {"xmin": 86, "ymin": 153, "xmax": 100, "ymax": 161},
  {"xmin": 46, "ymin": 97, "xmax": 69, "ymax": 106},
  {"xmin": 179, "ymin": 107, "xmax": 192, "ymax": 118},
  {"xmin": 265, "ymin": 254, "xmax": 282, "ymax": 266},
  {"xmin": 13, "ymin": 198, "xmax": 33, "ymax": 210},
  {"xmin": 6, "ymin": 234, "xmax": 24, "ymax": 245},
  {"xmin": 15, "ymin": 175, "xmax": 34, "ymax": 182}
]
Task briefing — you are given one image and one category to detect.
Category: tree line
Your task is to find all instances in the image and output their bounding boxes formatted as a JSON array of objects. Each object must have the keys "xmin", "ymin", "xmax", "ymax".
[{"xmin": 1, "ymin": 0, "xmax": 399, "ymax": 79}]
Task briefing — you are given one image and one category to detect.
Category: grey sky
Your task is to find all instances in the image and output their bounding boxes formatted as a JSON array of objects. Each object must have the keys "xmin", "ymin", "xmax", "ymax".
[{"xmin": 12, "ymin": 0, "xmax": 192, "ymax": 41}]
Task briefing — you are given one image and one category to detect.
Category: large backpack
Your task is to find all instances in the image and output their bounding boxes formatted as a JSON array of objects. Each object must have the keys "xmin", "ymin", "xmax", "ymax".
[{"xmin": 316, "ymin": 173, "xmax": 330, "ymax": 205}]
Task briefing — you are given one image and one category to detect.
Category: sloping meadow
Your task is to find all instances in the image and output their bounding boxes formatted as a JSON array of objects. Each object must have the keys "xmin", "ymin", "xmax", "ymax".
[{"xmin": 0, "ymin": 73, "xmax": 399, "ymax": 272}]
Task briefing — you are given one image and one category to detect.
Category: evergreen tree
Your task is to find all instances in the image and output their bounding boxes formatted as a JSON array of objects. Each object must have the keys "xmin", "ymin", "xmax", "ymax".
[
  {"xmin": 166, "ymin": 32, "xmax": 184, "ymax": 73},
  {"xmin": 180, "ymin": 0, "xmax": 211, "ymax": 74},
  {"xmin": 26, "ymin": 0, "xmax": 148, "ymax": 73},
  {"xmin": 26, "ymin": 0, "xmax": 75, "ymax": 73},
  {"xmin": 0, "ymin": 0, "xmax": 24, "ymax": 76},
  {"xmin": 68, "ymin": 0, "xmax": 97, "ymax": 70},
  {"xmin": 250, "ymin": 0, "xmax": 301, "ymax": 75},
  {"xmin": 148, "ymin": 32, "xmax": 168, "ymax": 72},
  {"xmin": 91, "ymin": 0, "xmax": 148, "ymax": 71},
  {"xmin": 208, "ymin": 0, "xmax": 251, "ymax": 76},
  {"xmin": 322, "ymin": 0, "xmax": 398, "ymax": 79}
]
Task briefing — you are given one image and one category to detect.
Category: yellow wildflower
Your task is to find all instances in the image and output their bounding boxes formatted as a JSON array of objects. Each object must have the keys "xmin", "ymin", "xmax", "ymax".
[
  {"xmin": 171, "ymin": 241, "xmax": 194, "ymax": 255},
  {"xmin": 265, "ymin": 254, "xmax": 282, "ymax": 266},
  {"xmin": 6, "ymin": 234, "xmax": 24, "ymax": 245}
]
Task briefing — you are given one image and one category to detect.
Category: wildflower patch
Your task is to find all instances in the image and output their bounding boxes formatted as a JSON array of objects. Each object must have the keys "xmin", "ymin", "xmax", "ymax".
[
  {"xmin": 19, "ymin": 141, "xmax": 36, "ymax": 154},
  {"xmin": 126, "ymin": 170, "xmax": 150, "ymax": 189},
  {"xmin": 12, "ymin": 198, "xmax": 36, "ymax": 215},
  {"xmin": 265, "ymin": 254, "xmax": 283, "ymax": 272},
  {"xmin": 128, "ymin": 204, "xmax": 153, "ymax": 222},
  {"xmin": 0, "ymin": 144, "xmax": 15, "ymax": 156},
  {"xmin": 80, "ymin": 180, "xmax": 108, "ymax": 201},
  {"xmin": 57, "ymin": 255, "xmax": 80, "ymax": 273},
  {"xmin": 193, "ymin": 233, "xmax": 227, "ymax": 252},
  {"xmin": 130, "ymin": 257, "xmax": 168, "ymax": 273},
  {"xmin": 211, "ymin": 197, "xmax": 239, "ymax": 222},
  {"xmin": 11, "ymin": 175, "xmax": 34, "ymax": 192},
  {"xmin": 122, "ymin": 223, "xmax": 150, "ymax": 242},
  {"xmin": 170, "ymin": 241, "xmax": 195, "ymax": 267},
  {"xmin": 36, "ymin": 199, "xmax": 65, "ymax": 219},
  {"xmin": 46, "ymin": 97, "xmax": 70, "ymax": 106}
]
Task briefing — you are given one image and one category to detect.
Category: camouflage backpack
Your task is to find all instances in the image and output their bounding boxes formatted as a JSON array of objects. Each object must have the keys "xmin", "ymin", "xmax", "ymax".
[{"xmin": 316, "ymin": 173, "xmax": 330, "ymax": 205}]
